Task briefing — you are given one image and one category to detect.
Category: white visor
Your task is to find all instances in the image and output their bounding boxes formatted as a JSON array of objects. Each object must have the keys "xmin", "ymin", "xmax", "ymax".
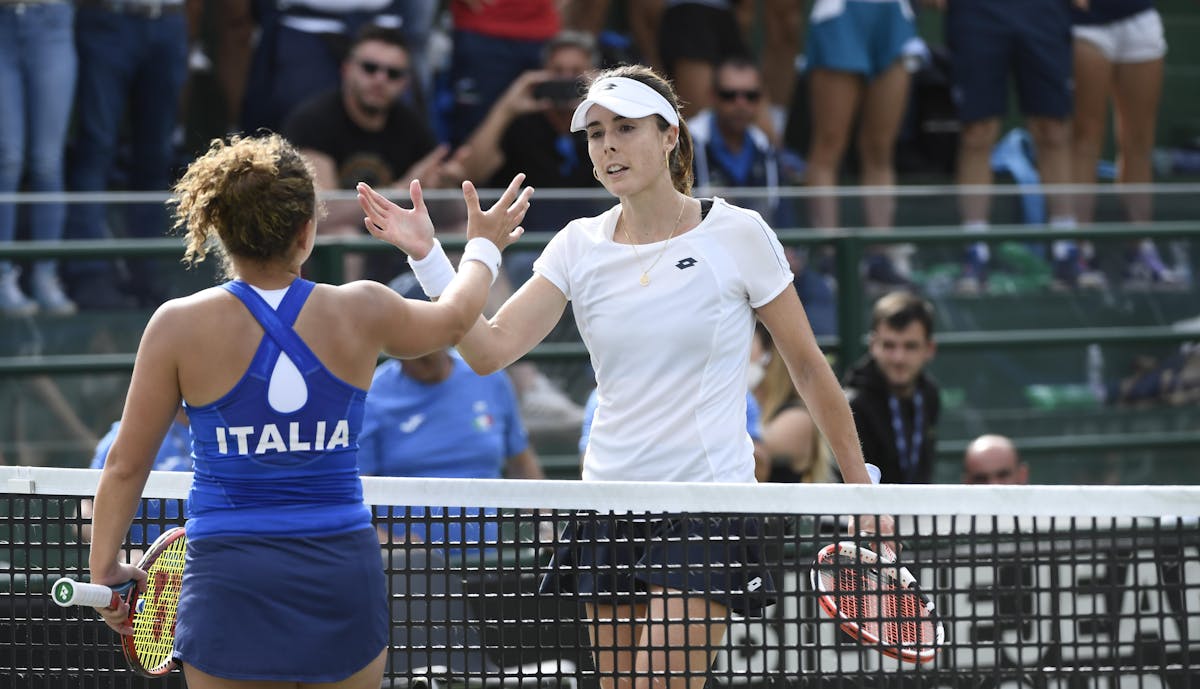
[{"xmin": 569, "ymin": 77, "xmax": 680, "ymax": 133}]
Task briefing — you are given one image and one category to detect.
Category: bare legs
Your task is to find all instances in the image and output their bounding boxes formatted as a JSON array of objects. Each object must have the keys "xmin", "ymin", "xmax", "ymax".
[
  {"xmin": 1071, "ymin": 38, "xmax": 1163, "ymax": 224},
  {"xmin": 806, "ymin": 62, "xmax": 909, "ymax": 231},
  {"xmin": 586, "ymin": 589, "xmax": 729, "ymax": 689}
]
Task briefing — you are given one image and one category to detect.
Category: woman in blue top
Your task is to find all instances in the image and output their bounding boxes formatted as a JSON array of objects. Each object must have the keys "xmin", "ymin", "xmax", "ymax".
[{"xmin": 87, "ymin": 133, "xmax": 532, "ymax": 687}]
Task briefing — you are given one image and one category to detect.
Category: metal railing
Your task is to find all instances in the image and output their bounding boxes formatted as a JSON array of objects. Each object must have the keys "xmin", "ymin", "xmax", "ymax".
[{"xmin": 2, "ymin": 185, "xmax": 1198, "ymax": 468}]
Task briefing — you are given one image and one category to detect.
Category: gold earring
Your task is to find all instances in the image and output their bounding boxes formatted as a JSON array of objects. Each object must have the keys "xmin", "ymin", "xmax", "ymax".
[
  {"xmin": 592, "ymin": 167, "xmax": 600, "ymax": 181},
  {"xmin": 664, "ymin": 151, "xmax": 671, "ymax": 170}
]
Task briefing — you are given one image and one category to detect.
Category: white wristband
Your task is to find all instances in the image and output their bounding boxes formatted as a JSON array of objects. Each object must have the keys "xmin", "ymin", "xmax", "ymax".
[
  {"xmin": 407, "ymin": 239, "xmax": 456, "ymax": 298},
  {"xmin": 461, "ymin": 237, "xmax": 502, "ymax": 285}
]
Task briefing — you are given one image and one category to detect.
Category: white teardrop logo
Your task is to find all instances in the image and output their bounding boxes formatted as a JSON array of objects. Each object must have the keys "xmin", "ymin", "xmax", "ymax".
[{"xmin": 267, "ymin": 353, "xmax": 307, "ymax": 413}]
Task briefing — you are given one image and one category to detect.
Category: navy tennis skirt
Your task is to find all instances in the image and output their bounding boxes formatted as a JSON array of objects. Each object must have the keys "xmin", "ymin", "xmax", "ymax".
[
  {"xmin": 173, "ymin": 527, "xmax": 388, "ymax": 681},
  {"xmin": 539, "ymin": 515, "xmax": 777, "ymax": 617}
]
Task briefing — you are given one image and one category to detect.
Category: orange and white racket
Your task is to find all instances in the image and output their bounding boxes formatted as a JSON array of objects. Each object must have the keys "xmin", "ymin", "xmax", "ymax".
[{"xmin": 810, "ymin": 540, "xmax": 943, "ymax": 664}]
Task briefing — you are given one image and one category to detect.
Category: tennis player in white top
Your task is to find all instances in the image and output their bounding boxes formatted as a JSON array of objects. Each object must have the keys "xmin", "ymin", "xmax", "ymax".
[{"xmin": 358, "ymin": 64, "xmax": 889, "ymax": 689}]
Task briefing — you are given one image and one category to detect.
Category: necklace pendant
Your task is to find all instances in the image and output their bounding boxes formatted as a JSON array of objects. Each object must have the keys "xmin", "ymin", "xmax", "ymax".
[{"xmin": 639, "ymin": 273, "xmax": 650, "ymax": 286}]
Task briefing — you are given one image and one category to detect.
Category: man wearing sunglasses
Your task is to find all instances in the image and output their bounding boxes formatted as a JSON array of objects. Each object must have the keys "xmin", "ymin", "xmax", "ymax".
[
  {"xmin": 688, "ymin": 56, "xmax": 794, "ymax": 228},
  {"xmin": 962, "ymin": 434, "xmax": 1029, "ymax": 485},
  {"xmin": 284, "ymin": 24, "xmax": 466, "ymax": 282}
]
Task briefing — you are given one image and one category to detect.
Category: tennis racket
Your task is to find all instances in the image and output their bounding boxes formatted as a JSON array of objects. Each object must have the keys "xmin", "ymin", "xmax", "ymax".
[
  {"xmin": 50, "ymin": 526, "xmax": 187, "ymax": 677},
  {"xmin": 810, "ymin": 540, "xmax": 944, "ymax": 664}
]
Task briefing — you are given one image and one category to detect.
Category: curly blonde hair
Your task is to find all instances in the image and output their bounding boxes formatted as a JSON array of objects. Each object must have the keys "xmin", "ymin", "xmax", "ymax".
[{"xmin": 171, "ymin": 134, "xmax": 318, "ymax": 277}]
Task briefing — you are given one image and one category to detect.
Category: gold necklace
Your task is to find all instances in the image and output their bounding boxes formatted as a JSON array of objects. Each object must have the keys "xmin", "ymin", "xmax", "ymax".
[{"xmin": 620, "ymin": 196, "xmax": 688, "ymax": 287}]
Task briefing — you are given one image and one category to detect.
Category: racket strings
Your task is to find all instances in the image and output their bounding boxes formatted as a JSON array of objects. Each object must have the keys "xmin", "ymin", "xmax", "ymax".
[
  {"xmin": 818, "ymin": 553, "xmax": 936, "ymax": 650},
  {"xmin": 130, "ymin": 537, "xmax": 187, "ymax": 671}
]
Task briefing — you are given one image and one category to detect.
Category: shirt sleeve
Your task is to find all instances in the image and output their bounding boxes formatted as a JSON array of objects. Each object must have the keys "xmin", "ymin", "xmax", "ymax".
[
  {"xmin": 723, "ymin": 205, "xmax": 794, "ymax": 307},
  {"xmin": 531, "ymin": 225, "xmax": 574, "ymax": 300}
]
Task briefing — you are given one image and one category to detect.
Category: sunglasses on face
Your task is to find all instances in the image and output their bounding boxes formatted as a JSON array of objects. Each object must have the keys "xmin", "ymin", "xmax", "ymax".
[
  {"xmin": 716, "ymin": 88, "xmax": 761, "ymax": 103},
  {"xmin": 357, "ymin": 60, "xmax": 409, "ymax": 81}
]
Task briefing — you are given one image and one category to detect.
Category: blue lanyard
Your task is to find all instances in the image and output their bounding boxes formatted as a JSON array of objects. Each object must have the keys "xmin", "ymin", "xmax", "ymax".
[{"xmin": 887, "ymin": 391, "xmax": 923, "ymax": 482}]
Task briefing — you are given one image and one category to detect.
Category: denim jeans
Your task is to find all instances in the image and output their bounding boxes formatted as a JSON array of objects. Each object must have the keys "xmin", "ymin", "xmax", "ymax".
[
  {"xmin": 0, "ymin": 2, "xmax": 76, "ymax": 274},
  {"xmin": 64, "ymin": 6, "xmax": 187, "ymax": 295}
]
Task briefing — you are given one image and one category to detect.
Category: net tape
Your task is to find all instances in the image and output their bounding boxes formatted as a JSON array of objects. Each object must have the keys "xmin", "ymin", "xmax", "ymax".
[{"xmin": 2, "ymin": 468, "xmax": 1197, "ymax": 688}]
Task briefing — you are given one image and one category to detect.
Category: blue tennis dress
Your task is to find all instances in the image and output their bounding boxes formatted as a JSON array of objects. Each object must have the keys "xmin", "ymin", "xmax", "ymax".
[{"xmin": 173, "ymin": 279, "xmax": 388, "ymax": 681}]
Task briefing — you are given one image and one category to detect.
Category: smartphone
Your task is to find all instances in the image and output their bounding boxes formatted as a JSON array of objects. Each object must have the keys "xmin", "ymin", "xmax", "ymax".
[{"xmin": 533, "ymin": 78, "xmax": 582, "ymax": 104}]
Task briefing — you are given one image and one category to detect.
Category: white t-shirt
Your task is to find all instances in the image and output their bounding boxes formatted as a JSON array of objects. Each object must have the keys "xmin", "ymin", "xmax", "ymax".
[{"xmin": 534, "ymin": 198, "xmax": 793, "ymax": 484}]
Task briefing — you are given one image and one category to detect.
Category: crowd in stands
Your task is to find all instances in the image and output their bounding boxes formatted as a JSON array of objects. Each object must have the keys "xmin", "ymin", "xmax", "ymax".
[{"xmin": 0, "ymin": 0, "xmax": 1191, "ymax": 477}]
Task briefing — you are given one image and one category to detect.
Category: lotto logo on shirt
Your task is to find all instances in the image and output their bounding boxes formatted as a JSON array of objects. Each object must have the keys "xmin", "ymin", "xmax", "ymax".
[{"xmin": 213, "ymin": 420, "xmax": 351, "ymax": 455}]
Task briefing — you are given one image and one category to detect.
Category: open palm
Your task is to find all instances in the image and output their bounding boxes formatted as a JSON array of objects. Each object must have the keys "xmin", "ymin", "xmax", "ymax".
[{"xmin": 357, "ymin": 179, "xmax": 437, "ymax": 258}]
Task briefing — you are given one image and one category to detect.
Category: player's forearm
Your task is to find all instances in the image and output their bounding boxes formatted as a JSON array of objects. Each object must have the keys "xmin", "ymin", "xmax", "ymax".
[
  {"xmin": 796, "ymin": 361, "xmax": 870, "ymax": 484},
  {"xmin": 88, "ymin": 464, "xmax": 151, "ymax": 580}
]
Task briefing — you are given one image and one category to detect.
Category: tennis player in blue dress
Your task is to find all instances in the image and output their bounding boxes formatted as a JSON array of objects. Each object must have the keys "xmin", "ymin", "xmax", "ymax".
[{"xmin": 86, "ymin": 133, "xmax": 532, "ymax": 687}]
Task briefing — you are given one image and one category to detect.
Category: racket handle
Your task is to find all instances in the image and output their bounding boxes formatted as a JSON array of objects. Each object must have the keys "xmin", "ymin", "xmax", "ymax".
[{"xmin": 50, "ymin": 577, "xmax": 133, "ymax": 609}]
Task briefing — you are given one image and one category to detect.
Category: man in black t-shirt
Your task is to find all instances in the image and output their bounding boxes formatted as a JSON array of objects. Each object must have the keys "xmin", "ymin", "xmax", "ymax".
[{"xmin": 283, "ymin": 25, "xmax": 465, "ymax": 282}]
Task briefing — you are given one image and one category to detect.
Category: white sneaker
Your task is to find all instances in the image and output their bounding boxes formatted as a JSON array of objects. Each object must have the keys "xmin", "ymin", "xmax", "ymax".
[
  {"xmin": 32, "ymin": 266, "xmax": 77, "ymax": 317},
  {"xmin": 520, "ymin": 374, "xmax": 584, "ymax": 435},
  {"xmin": 0, "ymin": 267, "xmax": 38, "ymax": 318}
]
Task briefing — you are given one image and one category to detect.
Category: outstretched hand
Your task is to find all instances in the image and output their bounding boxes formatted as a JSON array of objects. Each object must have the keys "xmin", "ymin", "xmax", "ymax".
[
  {"xmin": 358, "ymin": 179, "xmax": 437, "ymax": 259},
  {"xmin": 460, "ymin": 172, "xmax": 533, "ymax": 252}
]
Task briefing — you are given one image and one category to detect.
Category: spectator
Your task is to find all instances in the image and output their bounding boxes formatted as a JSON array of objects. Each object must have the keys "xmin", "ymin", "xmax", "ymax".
[
  {"xmin": 804, "ymin": 0, "xmax": 917, "ymax": 286},
  {"xmin": 359, "ymin": 274, "xmax": 545, "ymax": 546},
  {"xmin": 458, "ymin": 29, "xmax": 605, "ymax": 245},
  {"xmin": 64, "ymin": 0, "xmax": 189, "ymax": 310},
  {"xmin": 235, "ymin": 1, "xmax": 409, "ymax": 134},
  {"xmin": 687, "ymin": 56, "xmax": 837, "ymax": 334},
  {"xmin": 962, "ymin": 434, "xmax": 1029, "ymax": 485},
  {"xmin": 689, "ymin": 56, "xmax": 793, "ymax": 228},
  {"xmin": 283, "ymin": 24, "xmax": 465, "ymax": 282},
  {"xmin": 657, "ymin": 0, "xmax": 751, "ymax": 120},
  {"xmin": 930, "ymin": 0, "xmax": 1085, "ymax": 289},
  {"xmin": 1070, "ymin": 0, "xmax": 1179, "ymax": 285},
  {"xmin": 843, "ymin": 291, "xmax": 940, "ymax": 484},
  {"xmin": 751, "ymin": 324, "xmax": 832, "ymax": 484},
  {"xmin": 445, "ymin": 0, "xmax": 562, "ymax": 146},
  {"xmin": 0, "ymin": 0, "xmax": 77, "ymax": 317},
  {"xmin": 80, "ymin": 407, "xmax": 192, "ymax": 547},
  {"xmin": 561, "ymin": 0, "xmax": 667, "ymax": 71},
  {"xmin": 455, "ymin": 29, "xmax": 597, "ymax": 436}
]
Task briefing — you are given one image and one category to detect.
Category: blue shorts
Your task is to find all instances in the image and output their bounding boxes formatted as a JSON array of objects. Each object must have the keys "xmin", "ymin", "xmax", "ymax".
[
  {"xmin": 539, "ymin": 515, "xmax": 777, "ymax": 618},
  {"xmin": 806, "ymin": 1, "xmax": 916, "ymax": 78},
  {"xmin": 174, "ymin": 527, "xmax": 388, "ymax": 681},
  {"xmin": 947, "ymin": 0, "xmax": 1073, "ymax": 122}
]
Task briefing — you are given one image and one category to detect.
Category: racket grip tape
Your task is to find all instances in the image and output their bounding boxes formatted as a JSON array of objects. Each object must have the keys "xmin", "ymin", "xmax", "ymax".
[{"xmin": 50, "ymin": 577, "xmax": 134, "ymax": 609}]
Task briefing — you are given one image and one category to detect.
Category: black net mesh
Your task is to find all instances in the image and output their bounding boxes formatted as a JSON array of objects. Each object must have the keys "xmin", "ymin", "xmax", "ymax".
[{"xmin": 2, "ymin": 474, "xmax": 1197, "ymax": 689}]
